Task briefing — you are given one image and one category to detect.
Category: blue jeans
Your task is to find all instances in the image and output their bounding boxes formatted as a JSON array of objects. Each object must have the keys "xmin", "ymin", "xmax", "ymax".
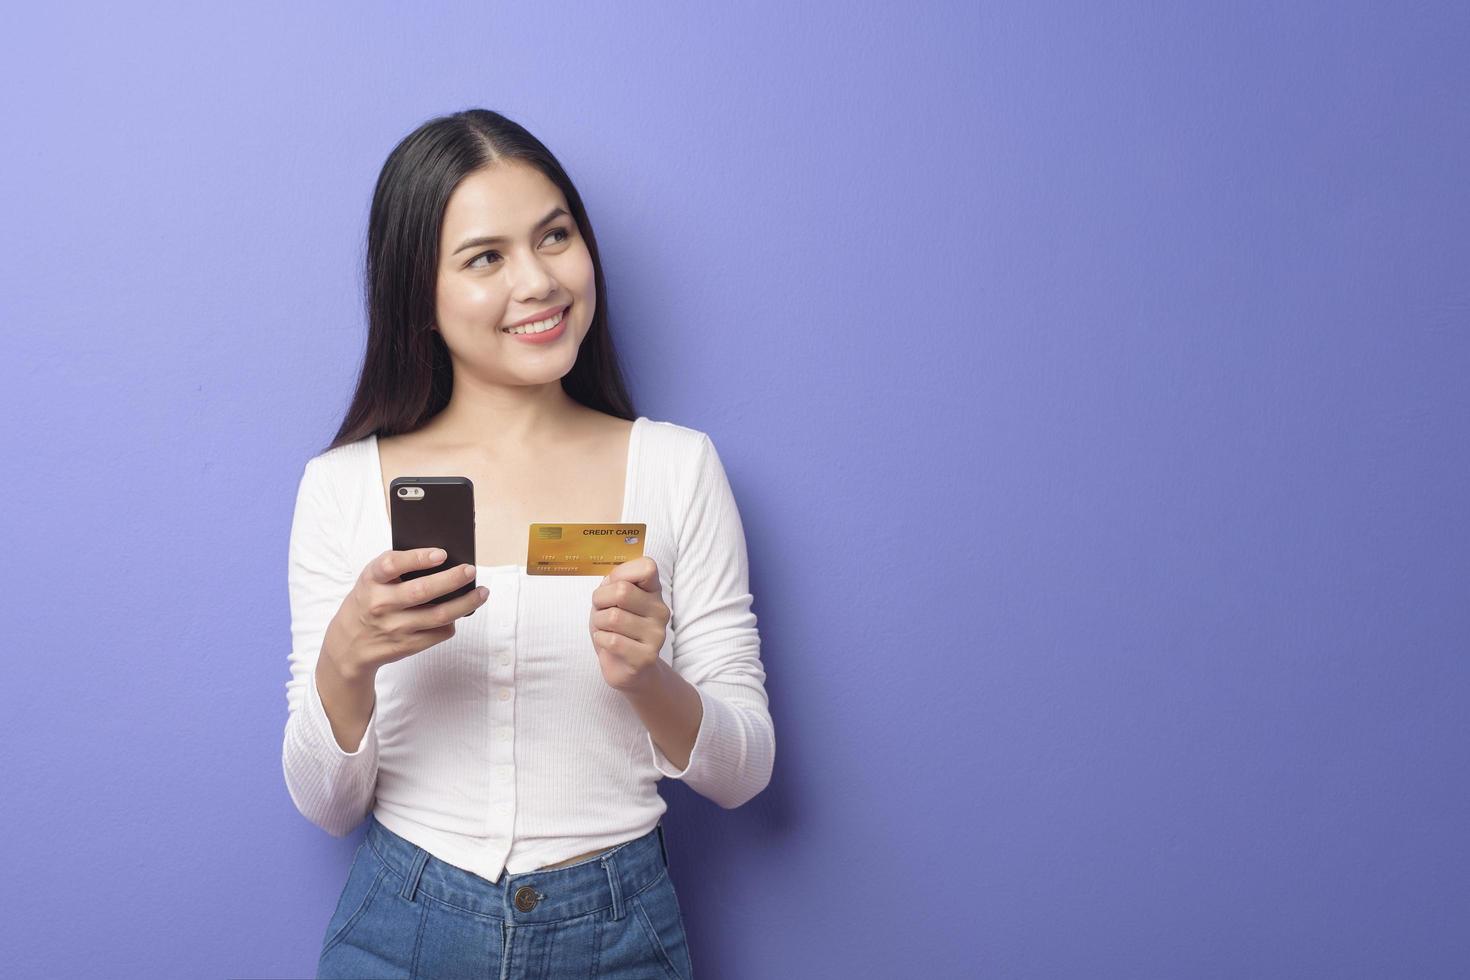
[{"xmin": 317, "ymin": 813, "xmax": 694, "ymax": 979}]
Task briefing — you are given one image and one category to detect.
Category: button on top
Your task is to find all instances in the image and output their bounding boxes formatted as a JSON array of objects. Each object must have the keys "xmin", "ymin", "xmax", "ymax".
[
  {"xmin": 514, "ymin": 885, "xmax": 540, "ymax": 912},
  {"xmin": 499, "ymin": 688, "xmax": 512, "ymax": 701}
]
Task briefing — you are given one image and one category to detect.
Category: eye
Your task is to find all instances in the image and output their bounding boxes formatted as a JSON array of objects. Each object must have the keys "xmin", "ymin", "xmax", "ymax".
[{"xmin": 466, "ymin": 227, "xmax": 572, "ymax": 269}]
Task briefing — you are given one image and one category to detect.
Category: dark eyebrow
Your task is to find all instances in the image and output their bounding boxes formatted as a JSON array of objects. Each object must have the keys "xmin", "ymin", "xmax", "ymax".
[{"xmin": 451, "ymin": 207, "xmax": 570, "ymax": 255}]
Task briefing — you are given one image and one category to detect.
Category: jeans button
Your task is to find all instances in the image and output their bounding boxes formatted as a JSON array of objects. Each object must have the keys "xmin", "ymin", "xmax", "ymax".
[{"xmin": 513, "ymin": 885, "xmax": 540, "ymax": 912}]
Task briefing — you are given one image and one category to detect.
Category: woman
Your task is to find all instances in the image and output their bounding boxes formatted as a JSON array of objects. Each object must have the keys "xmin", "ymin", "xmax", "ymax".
[{"xmin": 281, "ymin": 108, "xmax": 774, "ymax": 979}]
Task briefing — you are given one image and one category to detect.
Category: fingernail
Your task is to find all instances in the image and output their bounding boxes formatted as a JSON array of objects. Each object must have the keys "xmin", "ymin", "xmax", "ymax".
[{"xmin": 432, "ymin": 549, "xmax": 445, "ymax": 561}]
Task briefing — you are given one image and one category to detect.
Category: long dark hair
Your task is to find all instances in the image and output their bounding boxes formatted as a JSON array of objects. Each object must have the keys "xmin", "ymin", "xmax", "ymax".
[{"xmin": 323, "ymin": 109, "xmax": 636, "ymax": 454}]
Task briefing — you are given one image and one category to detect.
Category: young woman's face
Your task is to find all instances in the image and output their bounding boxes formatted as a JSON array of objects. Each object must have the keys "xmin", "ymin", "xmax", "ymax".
[{"xmin": 433, "ymin": 161, "xmax": 596, "ymax": 381}]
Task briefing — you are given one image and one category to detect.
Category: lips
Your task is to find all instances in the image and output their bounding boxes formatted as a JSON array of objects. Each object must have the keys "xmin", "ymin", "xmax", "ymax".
[
  {"xmin": 500, "ymin": 304, "xmax": 570, "ymax": 344},
  {"xmin": 501, "ymin": 303, "xmax": 569, "ymax": 331}
]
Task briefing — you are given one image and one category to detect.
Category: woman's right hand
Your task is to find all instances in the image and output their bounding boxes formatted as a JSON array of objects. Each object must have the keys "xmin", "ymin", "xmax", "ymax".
[{"xmin": 324, "ymin": 548, "xmax": 489, "ymax": 678}]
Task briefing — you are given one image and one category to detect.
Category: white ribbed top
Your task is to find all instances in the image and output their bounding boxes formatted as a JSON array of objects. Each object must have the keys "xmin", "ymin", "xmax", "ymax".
[{"xmin": 281, "ymin": 416, "xmax": 773, "ymax": 882}]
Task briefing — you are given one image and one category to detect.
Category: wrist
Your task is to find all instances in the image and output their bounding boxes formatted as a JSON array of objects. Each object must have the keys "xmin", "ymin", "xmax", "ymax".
[
  {"xmin": 617, "ymin": 658, "xmax": 669, "ymax": 702},
  {"xmin": 322, "ymin": 617, "xmax": 372, "ymax": 685}
]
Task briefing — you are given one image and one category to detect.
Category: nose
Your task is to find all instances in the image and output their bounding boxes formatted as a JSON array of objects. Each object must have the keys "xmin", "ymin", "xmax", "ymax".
[{"xmin": 510, "ymin": 252, "xmax": 558, "ymax": 303}]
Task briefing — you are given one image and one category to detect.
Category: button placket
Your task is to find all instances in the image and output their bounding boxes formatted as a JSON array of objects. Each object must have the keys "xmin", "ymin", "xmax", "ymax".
[{"xmin": 485, "ymin": 567, "xmax": 519, "ymax": 837}]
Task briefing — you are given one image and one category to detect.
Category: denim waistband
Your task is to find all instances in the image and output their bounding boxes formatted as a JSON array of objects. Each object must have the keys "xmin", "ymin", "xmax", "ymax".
[{"xmin": 364, "ymin": 813, "xmax": 669, "ymax": 924}]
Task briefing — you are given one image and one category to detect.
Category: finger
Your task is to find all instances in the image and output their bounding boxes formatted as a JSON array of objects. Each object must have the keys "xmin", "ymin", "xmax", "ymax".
[
  {"xmin": 391, "ymin": 562, "xmax": 480, "ymax": 608},
  {"xmin": 604, "ymin": 556, "xmax": 660, "ymax": 593},
  {"xmin": 591, "ymin": 606, "xmax": 653, "ymax": 644},
  {"xmin": 369, "ymin": 547, "xmax": 449, "ymax": 585},
  {"xmin": 404, "ymin": 582, "xmax": 490, "ymax": 632},
  {"xmin": 590, "ymin": 578, "xmax": 666, "ymax": 621}
]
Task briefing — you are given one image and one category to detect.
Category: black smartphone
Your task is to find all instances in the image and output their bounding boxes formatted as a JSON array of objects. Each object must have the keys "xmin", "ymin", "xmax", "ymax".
[{"xmin": 389, "ymin": 475, "xmax": 477, "ymax": 609}]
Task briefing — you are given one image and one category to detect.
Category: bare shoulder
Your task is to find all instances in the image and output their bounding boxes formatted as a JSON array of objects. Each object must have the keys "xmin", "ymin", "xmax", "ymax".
[
  {"xmin": 376, "ymin": 425, "xmax": 454, "ymax": 469},
  {"xmin": 581, "ymin": 408, "xmax": 635, "ymax": 436},
  {"xmin": 562, "ymin": 409, "xmax": 636, "ymax": 456}
]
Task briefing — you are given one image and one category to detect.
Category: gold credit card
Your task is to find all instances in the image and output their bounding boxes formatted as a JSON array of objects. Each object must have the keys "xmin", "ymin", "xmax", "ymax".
[{"xmin": 525, "ymin": 523, "xmax": 647, "ymax": 575}]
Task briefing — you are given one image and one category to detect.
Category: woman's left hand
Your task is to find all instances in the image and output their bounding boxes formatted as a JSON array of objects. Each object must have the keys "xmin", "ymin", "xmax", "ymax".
[{"xmin": 589, "ymin": 556, "xmax": 670, "ymax": 693}]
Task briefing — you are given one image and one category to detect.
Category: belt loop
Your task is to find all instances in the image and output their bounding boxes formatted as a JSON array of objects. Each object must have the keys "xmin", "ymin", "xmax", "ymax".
[
  {"xmin": 400, "ymin": 846, "xmax": 430, "ymax": 903},
  {"xmin": 656, "ymin": 823, "xmax": 670, "ymax": 868},
  {"xmin": 601, "ymin": 852, "xmax": 625, "ymax": 921}
]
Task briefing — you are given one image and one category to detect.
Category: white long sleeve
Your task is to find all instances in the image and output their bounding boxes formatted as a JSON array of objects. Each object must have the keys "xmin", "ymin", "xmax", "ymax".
[
  {"xmin": 646, "ymin": 433, "xmax": 775, "ymax": 809},
  {"xmin": 277, "ymin": 417, "xmax": 774, "ymax": 880},
  {"xmin": 281, "ymin": 455, "xmax": 381, "ymax": 838}
]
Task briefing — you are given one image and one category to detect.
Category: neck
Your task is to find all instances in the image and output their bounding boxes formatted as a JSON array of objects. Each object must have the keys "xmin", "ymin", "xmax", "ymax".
[{"xmin": 421, "ymin": 380, "xmax": 587, "ymax": 452}]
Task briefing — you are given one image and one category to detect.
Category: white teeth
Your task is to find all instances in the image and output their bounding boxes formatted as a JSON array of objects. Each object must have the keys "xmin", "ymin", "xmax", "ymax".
[{"xmin": 503, "ymin": 309, "xmax": 565, "ymax": 335}]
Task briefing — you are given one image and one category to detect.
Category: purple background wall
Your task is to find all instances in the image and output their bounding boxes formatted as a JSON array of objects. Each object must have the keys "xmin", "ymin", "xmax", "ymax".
[{"xmin": 3, "ymin": 2, "xmax": 1466, "ymax": 977}]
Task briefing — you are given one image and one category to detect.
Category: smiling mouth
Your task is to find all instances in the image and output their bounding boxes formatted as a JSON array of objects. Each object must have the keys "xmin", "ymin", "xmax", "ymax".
[{"xmin": 501, "ymin": 305, "xmax": 569, "ymax": 335}]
